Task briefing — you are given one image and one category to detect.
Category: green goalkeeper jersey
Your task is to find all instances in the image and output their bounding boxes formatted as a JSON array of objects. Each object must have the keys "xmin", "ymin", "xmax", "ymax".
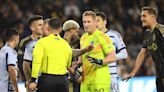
[{"xmin": 80, "ymin": 29, "xmax": 115, "ymax": 85}]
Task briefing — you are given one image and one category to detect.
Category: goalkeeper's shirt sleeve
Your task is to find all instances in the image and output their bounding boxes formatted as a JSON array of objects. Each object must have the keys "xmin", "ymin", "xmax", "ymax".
[{"xmin": 99, "ymin": 34, "xmax": 115, "ymax": 55}]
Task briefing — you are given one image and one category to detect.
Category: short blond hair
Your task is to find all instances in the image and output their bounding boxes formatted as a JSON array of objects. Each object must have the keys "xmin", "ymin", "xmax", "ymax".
[
  {"xmin": 62, "ymin": 20, "xmax": 80, "ymax": 31},
  {"xmin": 82, "ymin": 11, "xmax": 96, "ymax": 20}
]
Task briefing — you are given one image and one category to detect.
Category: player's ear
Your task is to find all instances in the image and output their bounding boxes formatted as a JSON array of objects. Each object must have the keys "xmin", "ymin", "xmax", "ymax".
[
  {"xmin": 104, "ymin": 20, "xmax": 107, "ymax": 25},
  {"xmin": 47, "ymin": 26, "xmax": 51, "ymax": 32},
  {"xmin": 152, "ymin": 15, "xmax": 156, "ymax": 20},
  {"xmin": 30, "ymin": 24, "xmax": 35, "ymax": 32}
]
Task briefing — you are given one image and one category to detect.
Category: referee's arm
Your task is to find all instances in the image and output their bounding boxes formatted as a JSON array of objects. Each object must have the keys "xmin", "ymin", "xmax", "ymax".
[{"xmin": 31, "ymin": 41, "xmax": 44, "ymax": 82}]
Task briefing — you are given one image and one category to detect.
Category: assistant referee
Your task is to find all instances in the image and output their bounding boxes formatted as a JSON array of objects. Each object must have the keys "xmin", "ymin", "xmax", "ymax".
[{"xmin": 29, "ymin": 17, "xmax": 72, "ymax": 92}]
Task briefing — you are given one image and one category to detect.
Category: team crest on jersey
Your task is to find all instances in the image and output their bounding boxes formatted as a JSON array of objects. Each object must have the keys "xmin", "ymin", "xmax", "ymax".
[
  {"xmin": 13, "ymin": 50, "xmax": 17, "ymax": 55},
  {"xmin": 90, "ymin": 41, "xmax": 94, "ymax": 45}
]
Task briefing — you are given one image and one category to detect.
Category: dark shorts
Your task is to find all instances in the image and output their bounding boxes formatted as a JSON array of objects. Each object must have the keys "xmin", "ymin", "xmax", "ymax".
[
  {"xmin": 156, "ymin": 77, "xmax": 164, "ymax": 92},
  {"xmin": 37, "ymin": 74, "xmax": 68, "ymax": 92}
]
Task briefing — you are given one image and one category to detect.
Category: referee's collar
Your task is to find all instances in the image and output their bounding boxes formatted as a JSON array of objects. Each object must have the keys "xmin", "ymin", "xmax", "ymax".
[
  {"xmin": 49, "ymin": 34, "xmax": 61, "ymax": 40},
  {"xmin": 49, "ymin": 34, "xmax": 60, "ymax": 36}
]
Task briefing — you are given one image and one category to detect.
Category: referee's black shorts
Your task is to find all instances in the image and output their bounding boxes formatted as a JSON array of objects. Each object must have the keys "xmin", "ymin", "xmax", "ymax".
[
  {"xmin": 37, "ymin": 73, "xmax": 68, "ymax": 92},
  {"xmin": 156, "ymin": 77, "xmax": 164, "ymax": 92}
]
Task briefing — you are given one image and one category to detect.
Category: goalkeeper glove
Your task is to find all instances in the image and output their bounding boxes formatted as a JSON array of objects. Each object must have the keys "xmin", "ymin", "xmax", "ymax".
[
  {"xmin": 86, "ymin": 55, "xmax": 103, "ymax": 65},
  {"xmin": 74, "ymin": 63, "xmax": 83, "ymax": 79}
]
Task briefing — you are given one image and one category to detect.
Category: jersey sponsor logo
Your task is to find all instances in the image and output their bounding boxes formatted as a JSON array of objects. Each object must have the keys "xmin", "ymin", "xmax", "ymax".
[{"xmin": 147, "ymin": 43, "xmax": 158, "ymax": 51}]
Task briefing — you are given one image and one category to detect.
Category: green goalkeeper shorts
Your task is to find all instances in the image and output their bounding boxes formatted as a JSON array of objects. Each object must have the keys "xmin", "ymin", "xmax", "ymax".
[{"xmin": 80, "ymin": 83, "xmax": 110, "ymax": 92}]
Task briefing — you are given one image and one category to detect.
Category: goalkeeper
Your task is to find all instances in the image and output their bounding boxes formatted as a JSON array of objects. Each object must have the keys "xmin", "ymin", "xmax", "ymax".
[{"xmin": 79, "ymin": 11, "xmax": 116, "ymax": 92}]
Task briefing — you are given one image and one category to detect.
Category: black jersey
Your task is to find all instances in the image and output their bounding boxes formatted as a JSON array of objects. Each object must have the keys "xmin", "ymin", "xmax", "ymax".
[{"xmin": 143, "ymin": 24, "xmax": 164, "ymax": 78}]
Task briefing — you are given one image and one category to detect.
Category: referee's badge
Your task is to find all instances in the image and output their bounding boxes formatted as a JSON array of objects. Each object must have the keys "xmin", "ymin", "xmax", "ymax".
[{"xmin": 55, "ymin": 37, "xmax": 60, "ymax": 40}]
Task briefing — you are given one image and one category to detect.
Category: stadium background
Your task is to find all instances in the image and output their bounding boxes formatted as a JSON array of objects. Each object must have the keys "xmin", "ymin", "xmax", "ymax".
[{"xmin": 0, "ymin": 0, "xmax": 163, "ymax": 92}]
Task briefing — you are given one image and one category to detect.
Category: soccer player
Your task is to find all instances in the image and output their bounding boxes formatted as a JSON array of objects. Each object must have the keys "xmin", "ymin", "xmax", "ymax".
[
  {"xmin": 63, "ymin": 20, "xmax": 93, "ymax": 58},
  {"xmin": 0, "ymin": 28, "xmax": 19, "ymax": 92},
  {"xmin": 23, "ymin": 19, "xmax": 49, "ymax": 92},
  {"xmin": 63, "ymin": 20, "xmax": 93, "ymax": 92},
  {"xmin": 80, "ymin": 11, "xmax": 116, "ymax": 92},
  {"xmin": 123, "ymin": 7, "xmax": 164, "ymax": 92},
  {"xmin": 29, "ymin": 17, "xmax": 72, "ymax": 92},
  {"xmin": 96, "ymin": 12, "xmax": 128, "ymax": 92},
  {"xmin": 18, "ymin": 15, "xmax": 43, "ymax": 81}
]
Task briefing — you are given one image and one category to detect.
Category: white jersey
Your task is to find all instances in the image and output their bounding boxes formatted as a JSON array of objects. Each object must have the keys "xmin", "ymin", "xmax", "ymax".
[
  {"xmin": 0, "ymin": 44, "xmax": 18, "ymax": 92},
  {"xmin": 106, "ymin": 30, "xmax": 126, "ymax": 76},
  {"xmin": 23, "ymin": 39, "xmax": 38, "ymax": 62},
  {"xmin": 106, "ymin": 30, "xmax": 127, "ymax": 92}
]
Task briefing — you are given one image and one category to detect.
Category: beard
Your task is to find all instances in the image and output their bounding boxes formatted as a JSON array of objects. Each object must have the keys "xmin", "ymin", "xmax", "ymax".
[
  {"xmin": 70, "ymin": 35, "xmax": 79, "ymax": 44},
  {"xmin": 36, "ymin": 32, "xmax": 42, "ymax": 36},
  {"xmin": 142, "ymin": 22, "xmax": 147, "ymax": 27}
]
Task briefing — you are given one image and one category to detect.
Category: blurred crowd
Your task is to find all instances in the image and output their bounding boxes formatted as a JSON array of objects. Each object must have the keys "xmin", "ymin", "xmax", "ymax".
[{"xmin": 1, "ymin": 0, "xmax": 163, "ymax": 78}]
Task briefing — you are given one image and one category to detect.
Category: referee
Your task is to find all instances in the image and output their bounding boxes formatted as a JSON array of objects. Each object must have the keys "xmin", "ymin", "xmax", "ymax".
[
  {"xmin": 29, "ymin": 17, "xmax": 72, "ymax": 92},
  {"xmin": 124, "ymin": 7, "xmax": 164, "ymax": 92}
]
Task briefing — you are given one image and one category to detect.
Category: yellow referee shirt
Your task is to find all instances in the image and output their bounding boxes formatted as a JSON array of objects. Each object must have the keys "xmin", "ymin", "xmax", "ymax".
[{"xmin": 31, "ymin": 34, "xmax": 72, "ymax": 78}]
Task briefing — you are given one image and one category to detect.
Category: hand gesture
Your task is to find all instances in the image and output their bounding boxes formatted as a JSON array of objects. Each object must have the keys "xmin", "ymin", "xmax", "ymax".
[
  {"xmin": 29, "ymin": 82, "xmax": 37, "ymax": 91},
  {"xmin": 86, "ymin": 55, "xmax": 103, "ymax": 65},
  {"xmin": 85, "ymin": 45, "xmax": 94, "ymax": 52},
  {"xmin": 122, "ymin": 72, "xmax": 135, "ymax": 82},
  {"xmin": 74, "ymin": 63, "xmax": 83, "ymax": 79}
]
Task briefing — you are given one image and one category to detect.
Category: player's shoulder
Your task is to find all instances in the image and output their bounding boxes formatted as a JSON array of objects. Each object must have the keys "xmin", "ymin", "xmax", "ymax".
[
  {"xmin": 0, "ymin": 45, "xmax": 10, "ymax": 53},
  {"xmin": 97, "ymin": 30, "xmax": 107, "ymax": 37},
  {"xmin": 81, "ymin": 32, "xmax": 88, "ymax": 40},
  {"xmin": 109, "ymin": 30, "xmax": 122, "ymax": 38},
  {"xmin": 26, "ymin": 40, "xmax": 37, "ymax": 48},
  {"xmin": 98, "ymin": 30, "xmax": 112, "ymax": 42},
  {"xmin": 19, "ymin": 35, "xmax": 31, "ymax": 46},
  {"xmin": 2, "ymin": 45, "xmax": 16, "ymax": 55},
  {"xmin": 156, "ymin": 24, "xmax": 164, "ymax": 33},
  {"xmin": 20, "ymin": 35, "xmax": 31, "ymax": 43}
]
